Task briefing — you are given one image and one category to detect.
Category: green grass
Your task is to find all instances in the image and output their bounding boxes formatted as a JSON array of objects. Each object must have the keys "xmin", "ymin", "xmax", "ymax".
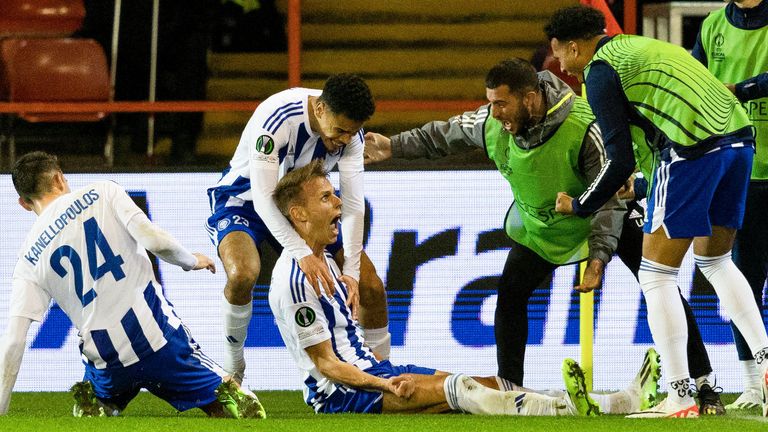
[{"xmin": 0, "ymin": 391, "xmax": 766, "ymax": 432}]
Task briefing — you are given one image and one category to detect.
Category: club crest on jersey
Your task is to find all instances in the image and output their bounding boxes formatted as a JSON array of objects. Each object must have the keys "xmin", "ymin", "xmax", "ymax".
[
  {"xmin": 295, "ymin": 307, "xmax": 316, "ymax": 327},
  {"xmin": 255, "ymin": 135, "xmax": 275, "ymax": 155},
  {"xmin": 217, "ymin": 219, "xmax": 231, "ymax": 231}
]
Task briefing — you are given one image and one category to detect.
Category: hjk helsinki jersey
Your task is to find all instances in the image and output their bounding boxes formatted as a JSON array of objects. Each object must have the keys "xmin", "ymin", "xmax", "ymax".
[
  {"xmin": 269, "ymin": 250, "xmax": 378, "ymax": 412},
  {"xmin": 10, "ymin": 181, "xmax": 181, "ymax": 369},
  {"xmin": 207, "ymin": 87, "xmax": 365, "ymax": 281}
]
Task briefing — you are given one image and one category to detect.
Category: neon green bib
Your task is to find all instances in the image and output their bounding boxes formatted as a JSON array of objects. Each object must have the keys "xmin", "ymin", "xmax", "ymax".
[
  {"xmin": 485, "ymin": 95, "xmax": 594, "ymax": 264},
  {"xmin": 701, "ymin": 9, "xmax": 768, "ymax": 180},
  {"xmin": 585, "ymin": 35, "xmax": 751, "ymax": 149}
]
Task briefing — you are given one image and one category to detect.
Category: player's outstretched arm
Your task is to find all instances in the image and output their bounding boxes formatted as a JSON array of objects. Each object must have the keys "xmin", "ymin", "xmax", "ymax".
[
  {"xmin": 0, "ymin": 316, "xmax": 32, "ymax": 415},
  {"xmin": 125, "ymin": 213, "xmax": 201, "ymax": 271},
  {"xmin": 363, "ymin": 132, "xmax": 393, "ymax": 164}
]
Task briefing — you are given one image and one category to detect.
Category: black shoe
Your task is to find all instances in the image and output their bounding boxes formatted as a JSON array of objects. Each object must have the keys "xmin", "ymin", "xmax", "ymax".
[{"xmin": 697, "ymin": 383, "xmax": 725, "ymax": 416}]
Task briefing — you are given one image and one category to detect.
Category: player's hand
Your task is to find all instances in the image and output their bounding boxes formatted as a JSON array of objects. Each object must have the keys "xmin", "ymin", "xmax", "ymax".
[
  {"xmin": 555, "ymin": 192, "xmax": 574, "ymax": 214},
  {"xmin": 575, "ymin": 258, "xmax": 604, "ymax": 293},
  {"xmin": 299, "ymin": 254, "xmax": 336, "ymax": 297},
  {"xmin": 388, "ymin": 375, "xmax": 416, "ymax": 399},
  {"xmin": 191, "ymin": 253, "xmax": 216, "ymax": 273},
  {"xmin": 338, "ymin": 275, "xmax": 360, "ymax": 321},
  {"xmin": 363, "ymin": 132, "xmax": 393, "ymax": 164},
  {"xmin": 617, "ymin": 175, "xmax": 635, "ymax": 201},
  {"xmin": 725, "ymin": 83, "xmax": 737, "ymax": 95}
]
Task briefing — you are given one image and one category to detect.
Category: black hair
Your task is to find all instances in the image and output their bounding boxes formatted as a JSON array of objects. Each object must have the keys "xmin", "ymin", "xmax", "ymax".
[
  {"xmin": 12, "ymin": 151, "xmax": 62, "ymax": 202},
  {"xmin": 318, "ymin": 73, "xmax": 375, "ymax": 122},
  {"xmin": 484, "ymin": 58, "xmax": 538, "ymax": 94},
  {"xmin": 544, "ymin": 6, "xmax": 606, "ymax": 41}
]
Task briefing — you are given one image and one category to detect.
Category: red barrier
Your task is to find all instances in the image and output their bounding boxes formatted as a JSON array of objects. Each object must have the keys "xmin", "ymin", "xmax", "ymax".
[
  {"xmin": 287, "ymin": 0, "xmax": 301, "ymax": 87},
  {"xmin": 580, "ymin": 0, "xmax": 624, "ymax": 35},
  {"xmin": 0, "ymin": 100, "xmax": 486, "ymax": 114}
]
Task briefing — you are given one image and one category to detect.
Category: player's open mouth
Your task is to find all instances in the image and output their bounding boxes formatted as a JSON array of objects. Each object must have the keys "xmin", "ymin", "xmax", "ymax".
[
  {"xmin": 330, "ymin": 214, "xmax": 341, "ymax": 230},
  {"xmin": 503, "ymin": 121, "xmax": 513, "ymax": 131}
]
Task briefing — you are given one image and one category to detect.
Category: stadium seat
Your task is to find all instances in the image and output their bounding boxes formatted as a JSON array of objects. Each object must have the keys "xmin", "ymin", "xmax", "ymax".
[
  {"xmin": 0, "ymin": 38, "xmax": 114, "ymax": 166},
  {"xmin": 0, "ymin": 0, "xmax": 85, "ymax": 38}
]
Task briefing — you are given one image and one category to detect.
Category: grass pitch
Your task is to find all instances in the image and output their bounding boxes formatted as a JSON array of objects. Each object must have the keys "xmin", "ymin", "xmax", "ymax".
[{"xmin": 1, "ymin": 391, "xmax": 766, "ymax": 432}]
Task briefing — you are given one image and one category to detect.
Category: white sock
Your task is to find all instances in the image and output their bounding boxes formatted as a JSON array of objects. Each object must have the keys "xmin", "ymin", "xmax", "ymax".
[
  {"xmin": 363, "ymin": 326, "xmax": 391, "ymax": 359},
  {"xmin": 741, "ymin": 360, "xmax": 761, "ymax": 393},
  {"xmin": 494, "ymin": 377, "xmax": 567, "ymax": 399},
  {"xmin": 590, "ymin": 393, "xmax": 612, "ymax": 413},
  {"xmin": 695, "ymin": 253, "xmax": 768, "ymax": 355},
  {"xmin": 638, "ymin": 258, "xmax": 691, "ymax": 405},
  {"xmin": 755, "ymin": 348, "xmax": 768, "ymax": 378},
  {"xmin": 443, "ymin": 374, "xmax": 571, "ymax": 416},
  {"xmin": 496, "ymin": 376, "xmax": 517, "ymax": 392},
  {"xmin": 222, "ymin": 297, "xmax": 251, "ymax": 374},
  {"xmin": 588, "ymin": 391, "xmax": 638, "ymax": 414},
  {"xmin": 694, "ymin": 373, "xmax": 713, "ymax": 389}
]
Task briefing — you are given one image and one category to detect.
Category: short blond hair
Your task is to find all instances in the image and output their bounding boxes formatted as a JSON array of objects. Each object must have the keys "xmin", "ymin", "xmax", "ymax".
[{"xmin": 273, "ymin": 159, "xmax": 329, "ymax": 219}]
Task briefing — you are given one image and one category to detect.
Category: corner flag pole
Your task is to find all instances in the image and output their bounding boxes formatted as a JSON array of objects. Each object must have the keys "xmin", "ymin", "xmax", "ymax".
[{"xmin": 579, "ymin": 261, "xmax": 594, "ymax": 392}]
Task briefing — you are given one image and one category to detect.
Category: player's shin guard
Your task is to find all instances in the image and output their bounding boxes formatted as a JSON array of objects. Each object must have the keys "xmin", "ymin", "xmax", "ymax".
[
  {"xmin": 638, "ymin": 258, "xmax": 692, "ymax": 406},
  {"xmin": 443, "ymin": 374, "xmax": 572, "ymax": 416},
  {"xmin": 362, "ymin": 326, "xmax": 391, "ymax": 359},
  {"xmin": 222, "ymin": 297, "xmax": 252, "ymax": 381}
]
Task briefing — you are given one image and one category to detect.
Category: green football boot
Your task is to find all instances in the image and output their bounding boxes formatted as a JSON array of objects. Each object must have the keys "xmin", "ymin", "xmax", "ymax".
[
  {"xmin": 562, "ymin": 358, "xmax": 601, "ymax": 416},
  {"xmin": 215, "ymin": 379, "xmax": 267, "ymax": 419}
]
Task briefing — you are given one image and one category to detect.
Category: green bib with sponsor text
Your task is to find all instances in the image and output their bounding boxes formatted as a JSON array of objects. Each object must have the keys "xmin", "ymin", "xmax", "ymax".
[
  {"xmin": 701, "ymin": 8, "xmax": 768, "ymax": 180},
  {"xmin": 484, "ymin": 95, "xmax": 594, "ymax": 264}
]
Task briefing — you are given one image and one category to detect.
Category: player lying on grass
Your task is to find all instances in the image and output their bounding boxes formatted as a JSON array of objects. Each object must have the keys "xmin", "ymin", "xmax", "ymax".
[
  {"xmin": 268, "ymin": 159, "xmax": 661, "ymax": 415},
  {"xmin": 0, "ymin": 151, "xmax": 265, "ymax": 419}
]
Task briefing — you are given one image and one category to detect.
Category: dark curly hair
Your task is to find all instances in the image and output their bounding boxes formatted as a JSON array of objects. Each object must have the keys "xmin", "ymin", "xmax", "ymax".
[
  {"xmin": 544, "ymin": 6, "xmax": 606, "ymax": 41},
  {"xmin": 318, "ymin": 73, "xmax": 375, "ymax": 123},
  {"xmin": 12, "ymin": 151, "xmax": 62, "ymax": 202},
  {"xmin": 485, "ymin": 58, "xmax": 539, "ymax": 95}
]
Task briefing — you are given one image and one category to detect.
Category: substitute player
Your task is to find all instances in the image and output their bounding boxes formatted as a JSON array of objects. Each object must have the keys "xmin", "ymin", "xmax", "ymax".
[
  {"xmin": 206, "ymin": 74, "xmax": 390, "ymax": 384},
  {"xmin": 693, "ymin": 0, "xmax": 768, "ymax": 411},
  {"xmin": 268, "ymin": 160, "xmax": 661, "ymax": 416},
  {"xmin": 546, "ymin": 5, "xmax": 768, "ymax": 417},
  {"xmin": 0, "ymin": 152, "xmax": 265, "ymax": 418}
]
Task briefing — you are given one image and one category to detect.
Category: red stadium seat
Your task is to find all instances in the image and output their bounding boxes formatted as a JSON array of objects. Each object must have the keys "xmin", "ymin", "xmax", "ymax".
[
  {"xmin": 0, "ymin": 38, "xmax": 113, "ymax": 165},
  {"xmin": 0, "ymin": 0, "xmax": 85, "ymax": 38}
]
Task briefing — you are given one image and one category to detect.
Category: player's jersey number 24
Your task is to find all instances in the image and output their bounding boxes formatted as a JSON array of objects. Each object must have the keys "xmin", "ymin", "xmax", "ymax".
[{"xmin": 50, "ymin": 217, "xmax": 126, "ymax": 307}]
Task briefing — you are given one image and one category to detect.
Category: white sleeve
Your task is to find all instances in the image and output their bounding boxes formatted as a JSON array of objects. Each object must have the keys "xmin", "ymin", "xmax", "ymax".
[
  {"xmin": 8, "ymin": 275, "xmax": 51, "ymax": 322},
  {"xmin": 280, "ymin": 271, "xmax": 331, "ymax": 349},
  {"xmin": 125, "ymin": 213, "xmax": 198, "ymax": 271},
  {"xmin": 248, "ymin": 129, "xmax": 313, "ymax": 261},
  {"xmin": 0, "ymin": 316, "xmax": 32, "ymax": 415},
  {"xmin": 336, "ymin": 135, "xmax": 365, "ymax": 281},
  {"xmin": 103, "ymin": 181, "xmax": 144, "ymax": 227},
  {"xmin": 104, "ymin": 183, "xmax": 197, "ymax": 270}
]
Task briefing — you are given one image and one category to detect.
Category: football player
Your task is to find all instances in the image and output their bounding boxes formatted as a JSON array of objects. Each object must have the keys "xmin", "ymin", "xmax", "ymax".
[
  {"xmin": 0, "ymin": 152, "xmax": 265, "ymax": 418},
  {"xmin": 206, "ymin": 74, "xmax": 390, "ymax": 384}
]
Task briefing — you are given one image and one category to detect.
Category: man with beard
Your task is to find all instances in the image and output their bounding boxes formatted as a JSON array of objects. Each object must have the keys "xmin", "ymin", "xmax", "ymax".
[{"xmin": 364, "ymin": 58, "xmax": 722, "ymax": 412}]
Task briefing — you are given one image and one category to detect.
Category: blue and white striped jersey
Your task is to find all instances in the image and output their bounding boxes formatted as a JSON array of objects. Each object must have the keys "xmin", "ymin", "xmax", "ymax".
[
  {"xmin": 269, "ymin": 250, "xmax": 377, "ymax": 412},
  {"xmin": 208, "ymin": 87, "xmax": 365, "ymax": 281},
  {"xmin": 10, "ymin": 181, "xmax": 182, "ymax": 369}
]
